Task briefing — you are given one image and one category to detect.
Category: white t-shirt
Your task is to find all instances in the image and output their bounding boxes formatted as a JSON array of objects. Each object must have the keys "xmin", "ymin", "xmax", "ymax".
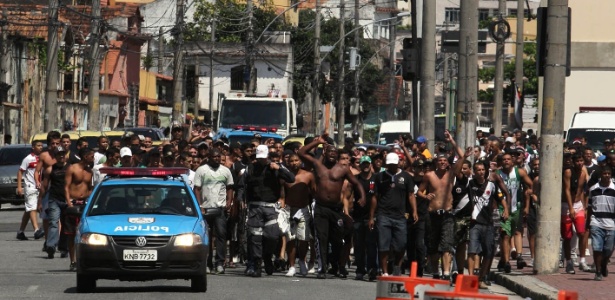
[
  {"xmin": 194, "ymin": 164, "xmax": 233, "ymax": 209},
  {"xmin": 94, "ymin": 152, "xmax": 106, "ymax": 166},
  {"xmin": 19, "ymin": 153, "xmax": 39, "ymax": 187},
  {"xmin": 92, "ymin": 164, "xmax": 109, "ymax": 186}
]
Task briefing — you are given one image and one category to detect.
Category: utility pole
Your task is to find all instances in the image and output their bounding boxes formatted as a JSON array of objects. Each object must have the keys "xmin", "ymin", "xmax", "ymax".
[
  {"xmin": 514, "ymin": 0, "xmax": 525, "ymax": 129},
  {"xmin": 209, "ymin": 10, "xmax": 216, "ymax": 125},
  {"xmin": 312, "ymin": 0, "xmax": 321, "ymax": 134},
  {"xmin": 88, "ymin": 0, "xmax": 101, "ymax": 131},
  {"xmin": 158, "ymin": 27, "xmax": 164, "ymax": 74},
  {"xmin": 443, "ymin": 54, "xmax": 450, "ymax": 130},
  {"xmin": 456, "ymin": 0, "xmax": 478, "ymax": 150},
  {"xmin": 246, "ymin": 0, "xmax": 256, "ymax": 94},
  {"xmin": 0, "ymin": 9, "xmax": 8, "ymax": 141},
  {"xmin": 45, "ymin": 0, "xmax": 59, "ymax": 132},
  {"xmin": 194, "ymin": 62, "xmax": 200, "ymax": 121},
  {"xmin": 172, "ymin": 0, "xmax": 185, "ymax": 123},
  {"xmin": 535, "ymin": 0, "xmax": 568, "ymax": 275},
  {"xmin": 409, "ymin": 0, "xmax": 420, "ymax": 137},
  {"xmin": 386, "ymin": 17, "xmax": 396, "ymax": 122},
  {"xmin": 493, "ymin": 0, "xmax": 506, "ymax": 137},
  {"xmin": 352, "ymin": 0, "xmax": 360, "ymax": 135},
  {"xmin": 336, "ymin": 0, "xmax": 346, "ymax": 146},
  {"xmin": 419, "ymin": 0, "xmax": 435, "ymax": 151}
]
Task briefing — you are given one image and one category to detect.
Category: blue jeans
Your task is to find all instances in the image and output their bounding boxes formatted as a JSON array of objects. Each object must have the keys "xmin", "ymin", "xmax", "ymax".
[
  {"xmin": 45, "ymin": 198, "xmax": 67, "ymax": 249},
  {"xmin": 353, "ymin": 219, "xmax": 378, "ymax": 275},
  {"xmin": 591, "ymin": 226, "xmax": 615, "ymax": 256}
]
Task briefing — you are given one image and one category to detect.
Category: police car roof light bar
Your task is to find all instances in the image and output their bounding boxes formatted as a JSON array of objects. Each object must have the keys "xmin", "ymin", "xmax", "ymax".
[{"xmin": 99, "ymin": 167, "xmax": 190, "ymax": 177}]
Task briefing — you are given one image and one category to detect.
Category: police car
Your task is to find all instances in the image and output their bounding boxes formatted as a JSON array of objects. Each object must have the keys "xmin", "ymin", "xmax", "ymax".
[{"xmin": 75, "ymin": 168, "xmax": 209, "ymax": 293}]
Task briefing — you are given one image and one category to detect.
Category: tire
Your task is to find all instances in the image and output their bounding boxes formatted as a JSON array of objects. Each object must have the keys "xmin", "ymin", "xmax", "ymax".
[
  {"xmin": 191, "ymin": 273, "xmax": 207, "ymax": 292},
  {"xmin": 76, "ymin": 274, "xmax": 96, "ymax": 293}
]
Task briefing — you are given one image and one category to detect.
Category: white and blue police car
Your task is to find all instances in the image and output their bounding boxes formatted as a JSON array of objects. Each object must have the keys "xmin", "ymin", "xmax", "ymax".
[{"xmin": 75, "ymin": 167, "xmax": 209, "ymax": 293}]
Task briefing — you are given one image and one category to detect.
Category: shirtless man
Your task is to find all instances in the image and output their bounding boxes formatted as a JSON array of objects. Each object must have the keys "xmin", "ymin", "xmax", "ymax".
[
  {"xmin": 283, "ymin": 153, "xmax": 316, "ymax": 277},
  {"xmin": 64, "ymin": 148, "xmax": 95, "ymax": 270},
  {"xmin": 298, "ymin": 134, "xmax": 365, "ymax": 279},
  {"xmin": 34, "ymin": 131, "xmax": 61, "ymax": 250},
  {"xmin": 417, "ymin": 130, "xmax": 458, "ymax": 280}
]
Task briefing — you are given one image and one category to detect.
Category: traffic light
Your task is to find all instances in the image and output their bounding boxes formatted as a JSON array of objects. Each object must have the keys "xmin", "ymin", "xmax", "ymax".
[{"xmin": 402, "ymin": 38, "xmax": 421, "ymax": 81}]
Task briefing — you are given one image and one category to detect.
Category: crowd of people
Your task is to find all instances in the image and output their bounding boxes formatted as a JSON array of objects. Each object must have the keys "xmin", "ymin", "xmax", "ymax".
[{"xmin": 13, "ymin": 125, "xmax": 615, "ymax": 284}]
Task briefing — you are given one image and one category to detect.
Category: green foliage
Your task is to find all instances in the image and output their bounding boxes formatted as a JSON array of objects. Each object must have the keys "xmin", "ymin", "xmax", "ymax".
[
  {"xmin": 186, "ymin": 0, "xmax": 289, "ymax": 42},
  {"xmin": 478, "ymin": 19, "xmax": 491, "ymax": 29},
  {"xmin": 478, "ymin": 66, "xmax": 495, "ymax": 83},
  {"xmin": 142, "ymin": 54, "xmax": 154, "ymax": 70},
  {"xmin": 28, "ymin": 40, "xmax": 74, "ymax": 72}
]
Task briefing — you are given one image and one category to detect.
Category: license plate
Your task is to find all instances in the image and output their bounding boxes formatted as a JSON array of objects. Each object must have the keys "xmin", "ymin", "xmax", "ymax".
[{"xmin": 123, "ymin": 249, "xmax": 157, "ymax": 261}]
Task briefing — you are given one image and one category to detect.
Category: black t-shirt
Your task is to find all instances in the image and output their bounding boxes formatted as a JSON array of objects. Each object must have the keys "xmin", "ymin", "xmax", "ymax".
[
  {"xmin": 353, "ymin": 173, "xmax": 377, "ymax": 221},
  {"xmin": 375, "ymin": 170, "xmax": 414, "ymax": 220},
  {"xmin": 412, "ymin": 177, "xmax": 430, "ymax": 218},
  {"xmin": 452, "ymin": 176, "xmax": 472, "ymax": 217},
  {"xmin": 470, "ymin": 179, "xmax": 497, "ymax": 225},
  {"xmin": 49, "ymin": 163, "xmax": 69, "ymax": 202}
]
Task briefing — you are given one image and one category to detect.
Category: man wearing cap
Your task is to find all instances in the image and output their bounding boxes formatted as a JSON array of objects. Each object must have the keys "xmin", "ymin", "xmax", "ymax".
[
  {"xmin": 194, "ymin": 149, "xmax": 234, "ymax": 275},
  {"xmin": 119, "ymin": 147, "xmax": 134, "ymax": 167},
  {"xmin": 237, "ymin": 144, "xmax": 295, "ymax": 277},
  {"xmin": 298, "ymin": 134, "xmax": 365, "ymax": 279},
  {"xmin": 370, "ymin": 152, "xmax": 417, "ymax": 276},
  {"xmin": 407, "ymin": 158, "xmax": 429, "ymax": 277},
  {"xmin": 416, "ymin": 136, "xmax": 432, "ymax": 159},
  {"xmin": 162, "ymin": 145, "xmax": 176, "ymax": 167},
  {"xmin": 43, "ymin": 145, "xmax": 70, "ymax": 259},
  {"xmin": 352, "ymin": 155, "xmax": 378, "ymax": 281}
]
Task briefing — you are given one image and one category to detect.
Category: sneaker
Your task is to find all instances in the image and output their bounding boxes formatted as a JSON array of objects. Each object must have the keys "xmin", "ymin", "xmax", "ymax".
[
  {"xmin": 264, "ymin": 260, "xmax": 274, "ymax": 275},
  {"xmin": 46, "ymin": 246, "xmax": 55, "ymax": 259},
  {"xmin": 316, "ymin": 272, "xmax": 327, "ymax": 279},
  {"xmin": 572, "ymin": 257, "xmax": 579, "ymax": 267},
  {"xmin": 246, "ymin": 267, "xmax": 255, "ymax": 277},
  {"xmin": 441, "ymin": 274, "xmax": 451, "ymax": 282},
  {"xmin": 497, "ymin": 260, "xmax": 505, "ymax": 272},
  {"xmin": 338, "ymin": 268, "xmax": 348, "ymax": 279},
  {"xmin": 510, "ymin": 248, "xmax": 518, "ymax": 260},
  {"xmin": 206, "ymin": 267, "xmax": 211, "ymax": 274},
  {"xmin": 69, "ymin": 262, "xmax": 77, "ymax": 272},
  {"xmin": 579, "ymin": 262, "xmax": 593, "ymax": 272},
  {"xmin": 585, "ymin": 248, "xmax": 591, "ymax": 256},
  {"xmin": 42, "ymin": 242, "xmax": 47, "ymax": 252},
  {"xmin": 16, "ymin": 232, "xmax": 28, "ymax": 240},
  {"xmin": 565, "ymin": 261, "xmax": 576, "ymax": 274},
  {"xmin": 517, "ymin": 257, "xmax": 527, "ymax": 269},
  {"xmin": 60, "ymin": 251, "xmax": 68, "ymax": 258},
  {"xmin": 368, "ymin": 269, "xmax": 378, "ymax": 281},
  {"xmin": 215, "ymin": 265, "xmax": 225, "ymax": 275},
  {"xmin": 392, "ymin": 266, "xmax": 401, "ymax": 276},
  {"xmin": 594, "ymin": 273, "xmax": 603, "ymax": 281},
  {"xmin": 559, "ymin": 260, "xmax": 564, "ymax": 268},
  {"xmin": 451, "ymin": 271, "xmax": 458, "ymax": 285},
  {"xmin": 298, "ymin": 260, "xmax": 308, "ymax": 276},
  {"xmin": 479, "ymin": 281, "xmax": 489, "ymax": 289},
  {"xmin": 286, "ymin": 267, "xmax": 296, "ymax": 277},
  {"xmin": 382, "ymin": 273, "xmax": 390, "ymax": 277},
  {"xmin": 308, "ymin": 266, "xmax": 316, "ymax": 274},
  {"xmin": 33, "ymin": 229, "xmax": 45, "ymax": 240},
  {"xmin": 528, "ymin": 258, "xmax": 534, "ymax": 267},
  {"xmin": 355, "ymin": 273, "xmax": 365, "ymax": 280},
  {"xmin": 504, "ymin": 263, "xmax": 512, "ymax": 274},
  {"xmin": 253, "ymin": 267, "xmax": 262, "ymax": 277},
  {"xmin": 472, "ymin": 269, "xmax": 480, "ymax": 275}
]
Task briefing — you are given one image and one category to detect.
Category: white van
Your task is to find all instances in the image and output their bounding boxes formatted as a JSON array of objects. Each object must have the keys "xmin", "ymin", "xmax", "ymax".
[
  {"xmin": 566, "ymin": 108, "xmax": 615, "ymax": 151},
  {"xmin": 377, "ymin": 120, "xmax": 411, "ymax": 145}
]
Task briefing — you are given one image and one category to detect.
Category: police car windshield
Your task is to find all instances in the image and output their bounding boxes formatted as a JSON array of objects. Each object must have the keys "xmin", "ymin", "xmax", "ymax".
[{"xmin": 87, "ymin": 185, "xmax": 197, "ymax": 217}]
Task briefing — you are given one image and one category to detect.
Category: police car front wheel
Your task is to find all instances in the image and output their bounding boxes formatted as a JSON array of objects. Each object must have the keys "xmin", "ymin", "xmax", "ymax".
[
  {"xmin": 191, "ymin": 273, "xmax": 207, "ymax": 292},
  {"xmin": 76, "ymin": 274, "xmax": 96, "ymax": 293}
]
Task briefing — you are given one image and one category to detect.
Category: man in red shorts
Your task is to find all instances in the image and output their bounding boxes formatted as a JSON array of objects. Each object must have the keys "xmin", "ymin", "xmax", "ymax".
[{"xmin": 561, "ymin": 153, "xmax": 587, "ymax": 274}]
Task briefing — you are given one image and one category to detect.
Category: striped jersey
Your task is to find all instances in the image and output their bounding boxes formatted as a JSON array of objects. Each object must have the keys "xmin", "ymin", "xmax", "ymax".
[{"xmin": 589, "ymin": 182, "xmax": 615, "ymax": 230}]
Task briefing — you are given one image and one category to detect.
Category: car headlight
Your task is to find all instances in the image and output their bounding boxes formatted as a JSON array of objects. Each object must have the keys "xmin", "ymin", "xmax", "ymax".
[
  {"xmin": 174, "ymin": 233, "xmax": 202, "ymax": 246},
  {"xmin": 80, "ymin": 233, "xmax": 108, "ymax": 246}
]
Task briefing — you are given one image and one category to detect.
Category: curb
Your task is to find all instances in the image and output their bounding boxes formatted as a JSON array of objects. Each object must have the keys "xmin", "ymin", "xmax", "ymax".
[{"xmin": 490, "ymin": 270, "xmax": 559, "ymax": 300}]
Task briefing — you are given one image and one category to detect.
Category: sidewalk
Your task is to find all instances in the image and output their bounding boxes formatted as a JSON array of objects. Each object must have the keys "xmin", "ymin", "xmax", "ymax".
[{"xmin": 490, "ymin": 248, "xmax": 612, "ymax": 300}]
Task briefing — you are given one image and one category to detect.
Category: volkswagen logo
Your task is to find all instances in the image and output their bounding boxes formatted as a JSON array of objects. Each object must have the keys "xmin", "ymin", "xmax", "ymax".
[{"xmin": 135, "ymin": 236, "xmax": 147, "ymax": 247}]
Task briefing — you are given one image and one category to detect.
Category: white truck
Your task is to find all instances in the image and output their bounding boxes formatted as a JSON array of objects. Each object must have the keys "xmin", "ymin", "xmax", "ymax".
[{"xmin": 566, "ymin": 107, "xmax": 615, "ymax": 151}]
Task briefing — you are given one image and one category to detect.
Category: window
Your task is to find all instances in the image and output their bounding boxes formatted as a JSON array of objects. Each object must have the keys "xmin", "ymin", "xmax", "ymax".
[
  {"xmin": 509, "ymin": 9, "xmax": 530, "ymax": 17},
  {"xmin": 231, "ymin": 65, "xmax": 245, "ymax": 91},
  {"xmin": 478, "ymin": 9, "xmax": 491, "ymax": 21},
  {"xmin": 445, "ymin": 8, "xmax": 460, "ymax": 23}
]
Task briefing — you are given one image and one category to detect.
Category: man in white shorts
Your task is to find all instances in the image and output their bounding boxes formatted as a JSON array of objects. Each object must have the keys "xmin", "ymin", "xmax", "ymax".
[{"xmin": 16, "ymin": 140, "xmax": 45, "ymax": 240}]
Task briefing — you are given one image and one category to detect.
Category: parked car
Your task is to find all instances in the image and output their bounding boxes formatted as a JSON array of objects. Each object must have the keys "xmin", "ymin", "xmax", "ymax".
[{"xmin": 0, "ymin": 144, "xmax": 34, "ymax": 209}]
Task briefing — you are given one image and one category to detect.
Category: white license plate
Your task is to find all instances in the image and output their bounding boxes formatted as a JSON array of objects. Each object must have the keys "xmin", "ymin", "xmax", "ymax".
[{"xmin": 123, "ymin": 249, "xmax": 157, "ymax": 261}]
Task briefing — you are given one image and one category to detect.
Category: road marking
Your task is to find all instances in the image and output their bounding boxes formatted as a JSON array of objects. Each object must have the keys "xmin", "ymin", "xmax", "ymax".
[{"xmin": 26, "ymin": 285, "xmax": 38, "ymax": 293}]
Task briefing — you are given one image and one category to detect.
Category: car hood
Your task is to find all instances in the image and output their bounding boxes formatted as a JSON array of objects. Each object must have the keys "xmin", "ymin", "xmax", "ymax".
[
  {"xmin": 82, "ymin": 215, "xmax": 199, "ymax": 236},
  {"xmin": 0, "ymin": 165, "xmax": 19, "ymax": 178}
]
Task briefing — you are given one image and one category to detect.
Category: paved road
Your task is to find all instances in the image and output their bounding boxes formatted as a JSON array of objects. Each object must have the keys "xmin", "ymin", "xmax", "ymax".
[{"xmin": 0, "ymin": 207, "xmax": 523, "ymax": 299}]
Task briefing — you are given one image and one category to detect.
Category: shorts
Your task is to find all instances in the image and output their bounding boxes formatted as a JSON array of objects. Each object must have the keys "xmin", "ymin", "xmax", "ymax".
[
  {"xmin": 468, "ymin": 223, "xmax": 495, "ymax": 259},
  {"xmin": 561, "ymin": 202, "xmax": 586, "ymax": 239},
  {"xmin": 377, "ymin": 215, "xmax": 407, "ymax": 252},
  {"xmin": 62, "ymin": 207, "xmax": 83, "ymax": 235},
  {"xmin": 24, "ymin": 186, "xmax": 39, "ymax": 212},
  {"xmin": 288, "ymin": 206, "xmax": 311, "ymax": 241},
  {"xmin": 500, "ymin": 210, "xmax": 520, "ymax": 237},
  {"xmin": 591, "ymin": 227, "xmax": 615, "ymax": 256},
  {"xmin": 427, "ymin": 211, "xmax": 455, "ymax": 254},
  {"xmin": 454, "ymin": 215, "xmax": 471, "ymax": 245}
]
